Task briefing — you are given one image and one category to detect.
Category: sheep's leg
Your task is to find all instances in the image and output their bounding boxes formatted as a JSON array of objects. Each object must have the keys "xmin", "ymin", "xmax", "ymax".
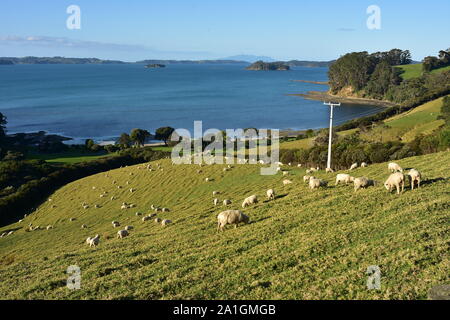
[
  {"xmin": 418, "ymin": 179, "xmax": 420, "ymax": 188},
  {"xmin": 396, "ymin": 184, "xmax": 400, "ymax": 194},
  {"xmin": 401, "ymin": 181, "xmax": 404, "ymax": 193}
]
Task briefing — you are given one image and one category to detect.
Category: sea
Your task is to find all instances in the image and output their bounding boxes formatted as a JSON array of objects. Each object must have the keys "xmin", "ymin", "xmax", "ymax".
[{"xmin": 0, "ymin": 63, "xmax": 383, "ymax": 144}]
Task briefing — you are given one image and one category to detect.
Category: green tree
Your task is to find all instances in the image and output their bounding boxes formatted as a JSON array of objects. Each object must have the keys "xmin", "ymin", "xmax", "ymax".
[
  {"xmin": 0, "ymin": 112, "xmax": 7, "ymax": 137},
  {"xmin": 85, "ymin": 139, "xmax": 95, "ymax": 150},
  {"xmin": 366, "ymin": 61, "xmax": 402, "ymax": 99},
  {"xmin": 155, "ymin": 127, "xmax": 175, "ymax": 146},
  {"xmin": 130, "ymin": 128, "xmax": 151, "ymax": 147},
  {"xmin": 118, "ymin": 133, "xmax": 132, "ymax": 149}
]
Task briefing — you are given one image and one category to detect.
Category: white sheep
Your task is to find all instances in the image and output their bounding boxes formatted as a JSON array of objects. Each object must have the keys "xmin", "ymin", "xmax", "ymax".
[
  {"xmin": 388, "ymin": 162, "xmax": 403, "ymax": 173},
  {"xmin": 46, "ymin": 225, "xmax": 53, "ymax": 230},
  {"xmin": 117, "ymin": 229, "xmax": 129, "ymax": 239},
  {"xmin": 384, "ymin": 172, "xmax": 405, "ymax": 194},
  {"xmin": 213, "ymin": 198, "xmax": 219, "ymax": 206},
  {"xmin": 361, "ymin": 162, "xmax": 368, "ymax": 168},
  {"xmin": 335, "ymin": 174, "xmax": 355, "ymax": 186},
  {"xmin": 242, "ymin": 195, "xmax": 258, "ymax": 208},
  {"xmin": 407, "ymin": 169, "xmax": 421, "ymax": 190},
  {"xmin": 309, "ymin": 178, "xmax": 328, "ymax": 189},
  {"xmin": 212, "ymin": 191, "xmax": 220, "ymax": 196},
  {"xmin": 282, "ymin": 171, "xmax": 289, "ymax": 176},
  {"xmin": 142, "ymin": 216, "xmax": 151, "ymax": 222},
  {"xmin": 223, "ymin": 199, "xmax": 232, "ymax": 206},
  {"xmin": 112, "ymin": 221, "xmax": 120, "ymax": 228},
  {"xmin": 125, "ymin": 225, "xmax": 133, "ymax": 231},
  {"xmin": 349, "ymin": 163, "xmax": 358, "ymax": 170},
  {"xmin": 217, "ymin": 210, "xmax": 250, "ymax": 232},
  {"xmin": 135, "ymin": 212, "xmax": 142, "ymax": 216},
  {"xmin": 303, "ymin": 175, "xmax": 313, "ymax": 183},
  {"xmin": 353, "ymin": 177, "xmax": 375, "ymax": 192},
  {"xmin": 121, "ymin": 203, "xmax": 128, "ymax": 210},
  {"xmin": 162, "ymin": 208, "xmax": 170, "ymax": 212},
  {"xmin": 87, "ymin": 234, "xmax": 100, "ymax": 247},
  {"xmin": 81, "ymin": 224, "xmax": 87, "ymax": 229},
  {"xmin": 161, "ymin": 219, "xmax": 172, "ymax": 226},
  {"xmin": 69, "ymin": 218, "xmax": 76, "ymax": 222},
  {"xmin": 283, "ymin": 179, "xmax": 293, "ymax": 185},
  {"xmin": 205, "ymin": 178, "xmax": 211, "ymax": 182},
  {"xmin": 154, "ymin": 217, "xmax": 162, "ymax": 223},
  {"xmin": 266, "ymin": 189, "xmax": 275, "ymax": 200},
  {"xmin": 297, "ymin": 164, "xmax": 302, "ymax": 167}
]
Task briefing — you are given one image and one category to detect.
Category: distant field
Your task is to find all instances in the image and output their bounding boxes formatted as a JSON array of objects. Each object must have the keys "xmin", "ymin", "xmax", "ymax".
[
  {"xmin": 1, "ymin": 151, "xmax": 448, "ymax": 299},
  {"xmin": 361, "ymin": 96, "xmax": 446, "ymax": 143},
  {"xmin": 397, "ymin": 63, "xmax": 450, "ymax": 80},
  {"xmin": 27, "ymin": 150, "xmax": 112, "ymax": 164}
]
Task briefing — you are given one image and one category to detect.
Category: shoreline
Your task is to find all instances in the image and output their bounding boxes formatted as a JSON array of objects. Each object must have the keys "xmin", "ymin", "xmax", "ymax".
[
  {"xmin": 291, "ymin": 80, "xmax": 329, "ymax": 85},
  {"xmin": 288, "ymin": 90, "xmax": 397, "ymax": 107}
]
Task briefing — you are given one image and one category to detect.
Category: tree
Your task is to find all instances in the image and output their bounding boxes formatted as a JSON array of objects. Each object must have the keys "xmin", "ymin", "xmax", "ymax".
[
  {"xmin": 366, "ymin": 61, "xmax": 402, "ymax": 99},
  {"xmin": 0, "ymin": 112, "xmax": 7, "ymax": 137},
  {"xmin": 85, "ymin": 139, "xmax": 95, "ymax": 150},
  {"xmin": 423, "ymin": 56, "xmax": 440, "ymax": 72},
  {"xmin": 130, "ymin": 128, "xmax": 150, "ymax": 147},
  {"xmin": 155, "ymin": 127, "xmax": 175, "ymax": 146},
  {"xmin": 118, "ymin": 133, "xmax": 132, "ymax": 148}
]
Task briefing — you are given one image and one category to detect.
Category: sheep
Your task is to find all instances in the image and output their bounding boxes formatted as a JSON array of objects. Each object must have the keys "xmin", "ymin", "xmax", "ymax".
[
  {"xmin": 154, "ymin": 207, "xmax": 162, "ymax": 212},
  {"xmin": 335, "ymin": 174, "xmax": 355, "ymax": 186},
  {"xmin": 0, "ymin": 232, "xmax": 7, "ymax": 238},
  {"xmin": 288, "ymin": 162, "xmax": 292, "ymax": 166},
  {"xmin": 306, "ymin": 169, "xmax": 313, "ymax": 174},
  {"xmin": 388, "ymin": 162, "xmax": 403, "ymax": 173},
  {"xmin": 83, "ymin": 204, "xmax": 89, "ymax": 210},
  {"xmin": 121, "ymin": 203, "xmax": 128, "ymax": 210},
  {"xmin": 110, "ymin": 196, "xmax": 116, "ymax": 201},
  {"xmin": 326, "ymin": 168, "xmax": 334, "ymax": 173},
  {"xmin": 242, "ymin": 195, "xmax": 258, "ymax": 208},
  {"xmin": 154, "ymin": 217, "xmax": 162, "ymax": 223},
  {"xmin": 94, "ymin": 204, "xmax": 101, "ymax": 209},
  {"xmin": 87, "ymin": 234, "xmax": 100, "ymax": 247},
  {"xmin": 276, "ymin": 167, "xmax": 282, "ymax": 172},
  {"xmin": 212, "ymin": 191, "xmax": 220, "ymax": 196},
  {"xmin": 303, "ymin": 175, "xmax": 313, "ymax": 183},
  {"xmin": 266, "ymin": 189, "xmax": 275, "ymax": 200},
  {"xmin": 69, "ymin": 218, "xmax": 76, "ymax": 222},
  {"xmin": 213, "ymin": 198, "xmax": 219, "ymax": 206},
  {"xmin": 7, "ymin": 231, "xmax": 14, "ymax": 236},
  {"xmin": 142, "ymin": 216, "xmax": 151, "ymax": 222},
  {"xmin": 223, "ymin": 199, "xmax": 232, "ymax": 206},
  {"xmin": 309, "ymin": 178, "xmax": 328, "ymax": 189},
  {"xmin": 162, "ymin": 208, "xmax": 170, "ymax": 212},
  {"xmin": 129, "ymin": 188, "xmax": 136, "ymax": 193},
  {"xmin": 361, "ymin": 162, "xmax": 368, "ymax": 168},
  {"xmin": 135, "ymin": 212, "xmax": 142, "ymax": 216},
  {"xmin": 297, "ymin": 164, "xmax": 302, "ymax": 167},
  {"xmin": 384, "ymin": 172, "xmax": 405, "ymax": 194},
  {"xmin": 46, "ymin": 225, "xmax": 53, "ymax": 230},
  {"xmin": 125, "ymin": 225, "xmax": 134, "ymax": 231},
  {"xmin": 81, "ymin": 224, "xmax": 87, "ymax": 229},
  {"xmin": 283, "ymin": 179, "xmax": 293, "ymax": 185},
  {"xmin": 282, "ymin": 171, "xmax": 289, "ymax": 176},
  {"xmin": 217, "ymin": 210, "xmax": 250, "ymax": 232},
  {"xmin": 353, "ymin": 177, "xmax": 375, "ymax": 192},
  {"xmin": 349, "ymin": 163, "xmax": 358, "ymax": 170},
  {"xmin": 161, "ymin": 219, "xmax": 172, "ymax": 226},
  {"xmin": 129, "ymin": 204, "xmax": 136, "ymax": 208},
  {"xmin": 223, "ymin": 168, "xmax": 230, "ymax": 172},
  {"xmin": 205, "ymin": 178, "xmax": 211, "ymax": 182},
  {"xmin": 112, "ymin": 221, "xmax": 120, "ymax": 228},
  {"xmin": 407, "ymin": 169, "xmax": 421, "ymax": 190},
  {"xmin": 117, "ymin": 230, "xmax": 129, "ymax": 239}
]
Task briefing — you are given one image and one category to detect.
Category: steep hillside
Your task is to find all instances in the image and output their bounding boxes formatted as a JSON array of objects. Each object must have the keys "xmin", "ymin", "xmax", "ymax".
[
  {"xmin": 0, "ymin": 152, "xmax": 449, "ymax": 299},
  {"xmin": 397, "ymin": 64, "xmax": 450, "ymax": 80}
]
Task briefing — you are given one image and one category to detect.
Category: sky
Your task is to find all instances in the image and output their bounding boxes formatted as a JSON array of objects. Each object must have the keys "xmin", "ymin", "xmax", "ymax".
[{"xmin": 0, "ymin": 0, "xmax": 449, "ymax": 62}]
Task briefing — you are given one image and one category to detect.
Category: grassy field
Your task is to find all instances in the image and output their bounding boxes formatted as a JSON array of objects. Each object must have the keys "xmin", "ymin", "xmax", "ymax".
[
  {"xmin": 360, "ymin": 96, "xmax": 446, "ymax": 143},
  {"xmin": 0, "ymin": 151, "xmax": 448, "ymax": 299},
  {"xmin": 27, "ymin": 150, "xmax": 112, "ymax": 164},
  {"xmin": 396, "ymin": 64, "xmax": 450, "ymax": 80}
]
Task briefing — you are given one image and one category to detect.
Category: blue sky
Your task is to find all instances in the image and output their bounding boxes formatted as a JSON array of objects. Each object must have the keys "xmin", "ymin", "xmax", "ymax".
[{"xmin": 1, "ymin": 0, "xmax": 449, "ymax": 61}]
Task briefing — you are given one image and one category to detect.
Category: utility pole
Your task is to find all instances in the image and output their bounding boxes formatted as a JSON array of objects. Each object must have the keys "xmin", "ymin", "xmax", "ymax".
[{"xmin": 324, "ymin": 102, "xmax": 341, "ymax": 170}]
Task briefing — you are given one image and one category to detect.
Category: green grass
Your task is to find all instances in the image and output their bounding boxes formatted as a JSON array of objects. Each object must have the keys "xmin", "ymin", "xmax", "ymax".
[
  {"xmin": 1, "ymin": 151, "xmax": 449, "ymax": 299},
  {"xmin": 27, "ymin": 150, "xmax": 112, "ymax": 164},
  {"xmin": 361, "ymin": 96, "xmax": 446, "ymax": 142},
  {"xmin": 397, "ymin": 64, "xmax": 450, "ymax": 80}
]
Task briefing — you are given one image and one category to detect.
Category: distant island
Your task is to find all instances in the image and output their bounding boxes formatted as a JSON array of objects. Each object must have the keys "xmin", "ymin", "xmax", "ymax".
[
  {"xmin": 137, "ymin": 59, "xmax": 247, "ymax": 65},
  {"xmin": 145, "ymin": 64, "xmax": 165, "ymax": 68},
  {"xmin": 245, "ymin": 61, "xmax": 290, "ymax": 71},
  {"xmin": 0, "ymin": 56, "xmax": 127, "ymax": 65}
]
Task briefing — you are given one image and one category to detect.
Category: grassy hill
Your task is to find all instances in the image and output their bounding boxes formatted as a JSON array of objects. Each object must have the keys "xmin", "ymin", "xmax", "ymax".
[
  {"xmin": 396, "ymin": 64, "xmax": 450, "ymax": 80},
  {"xmin": 0, "ymin": 151, "xmax": 448, "ymax": 299}
]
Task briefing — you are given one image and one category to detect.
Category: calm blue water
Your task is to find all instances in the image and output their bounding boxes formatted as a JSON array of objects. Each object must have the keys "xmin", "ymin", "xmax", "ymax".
[{"xmin": 0, "ymin": 64, "xmax": 383, "ymax": 143}]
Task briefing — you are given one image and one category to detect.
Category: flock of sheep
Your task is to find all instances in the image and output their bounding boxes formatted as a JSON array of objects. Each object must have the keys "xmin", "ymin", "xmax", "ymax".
[{"xmin": 1, "ymin": 159, "xmax": 424, "ymax": 242}]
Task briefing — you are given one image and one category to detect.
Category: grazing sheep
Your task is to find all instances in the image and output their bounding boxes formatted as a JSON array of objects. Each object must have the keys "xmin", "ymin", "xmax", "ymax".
[
  {"xmin": 69, "ymin": 218, "xmax": 76, "ymax": 222},
  {"xmin": 117, "ymin": 229, "xmax": 129, "ymax": 239},
  {"xmin": 46, "ymin": 225, "xmax": 53, "ymax": 230},
  {"xmin": 82, "ymin": 204, "xmax": 89, "ymax": 209},
  {"xmin": 276, "ymin": 167, "xmax": 282, "ymax": 172},
  {"xmin": 361, "ymin": 162, "xmax": 368, "ymax": 168},
  {"xmin": 154, "ymin": 207, "xmax": 162, "ymax": 212},
  {"xmin": 129, "ymin": 188, "xmax": 135, "ymax": 193},
  {"xmin": 384, "ymin": 172, "xmax": 405, "ymax": 194},
  {"xmin": 129, "ymin": 204, "xmax": 136, "ymax": 208},
  {"xmin": 205, "ymin": 178, "xmax": 211, "ymax": 182},
  {"xmin": 161, "ymin": 219, "xmax": 172, "ymax": 226},
  {"xmin": 112, "ymin": 221, "xmax": 120, "ymax": 228},
  {"xmin": 135, "ymin": 212, "xmax": 142, "ymax": 216},
  {"xmin": 309, "ymin": 178, "xmax": 328, "ymax": 189},
  {"xmin": 0, "ymin": 232, "xmax": 7, "ymax": 238},
  {"xmin": 88, "ymin": 235, "xmax": 100, "ymax": 247},
  {"xmin": 282, "ymin": 171, "xmax": 289, "ymax": 176},
  {"xmin": 242, "ymin": 195, "xmax": 258, "ymax": 208},
  {"xmin": 326, "ymin": 168, "xmax": 334, "ymax": 173},
  {"xmin": 162, "ymin": 208, "xmax": 170, "ymax": 212},
  {"xmin": 213, "ymin": 198, "xmax": 219, "ymax": 206},
  {"xmin": 353, "ymin": 177, "xmax": 375, "ymax": 192},
  {"xmin": 223, "ymin": 199, "xmax": 232, "ymax": 206},
  {"xmin": 297, "ymin": 164, "xmax": 302, "ymax": 167},
  {"xmin": 94, "ymin": 204, "xmax": 101, "ymax": 209},
  {"xmin": 283, "ymin": 179, "xmax": 293, "ymax": 185},
  {"xmin": 81, "ymin": 224, "xmax": 87, "ymax": 229},
  {"xmin": 388, "ymin": 162, "xmax": 403, "ymax": 173},
  {"xmin": 335, "ymin": 174, "xmax": 355, "ymax": 186},
  {"xmin": 349, "ymin": 163, "xmax": 358, "ymax": 170},
  {"xmin": 125, "ymin": 225, "xmax": 134, "ymax": 231},
  {"xmin": 266, "ymin": 189, "xmax": 275, "ymax": 200},
  {"xmin": 121, "ymin": 203, "xmax": 128, "ymax": 210},
  {"xmin": 142, "ymin": 216, "xmax": 151, "ymax": 222},
  {"xmin": 306, "ymin": 169, "xmax": 312, "ymax": 174},
  {"xmin": 407, "ymin": 169, "xmax": 421, "ymax": 190},
  {"xmin": 110, "ymin": 196, "xmax": 116, "ymax": 201},
  {"xmin": 213, "ymin": 191, "xmax": 220, "ymax": 196},
  {"xmin": 223, "ymin": 168, "xmax": 230, "ymax": 172},
  {"xmin": 303, "ymin": 175, "xmax": 312, "ymax": 183},
  {"xmin": 217, "ymin": 210, "xmax": 250, "ymax": 232},
  {"xmin": 154, "ymin": 217, "xmax": 162, "ymax": 223}
]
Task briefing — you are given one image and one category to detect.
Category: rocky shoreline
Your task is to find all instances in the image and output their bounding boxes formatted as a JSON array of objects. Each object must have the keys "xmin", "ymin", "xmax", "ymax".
[{"xmin": 289, "ymin": 90, "xmax": 397, "ymax": 107}]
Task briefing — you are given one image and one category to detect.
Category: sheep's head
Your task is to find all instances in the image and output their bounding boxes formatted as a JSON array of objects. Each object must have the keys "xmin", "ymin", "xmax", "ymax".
[
  {"xmin": 349, "ymin": 176, "xmax": 355, "ymax": 182},
  {"xmin": 241, "ymin": 214, "xmax": 250, "ymax": 224},
  {"xmin": 384, "ymin": 182, "xmax": 390, "ymax": 190}
]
